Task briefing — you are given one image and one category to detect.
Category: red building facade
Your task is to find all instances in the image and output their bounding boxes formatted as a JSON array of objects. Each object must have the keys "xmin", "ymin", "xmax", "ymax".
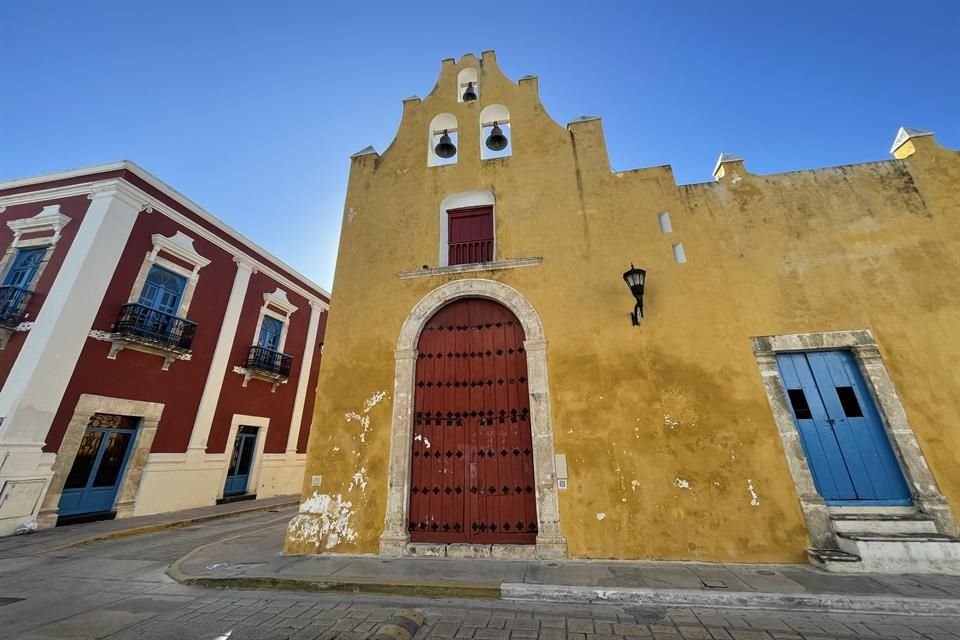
[{"xmin": 0, "ymin": 162, "xmax": 328, "ymax": 535}]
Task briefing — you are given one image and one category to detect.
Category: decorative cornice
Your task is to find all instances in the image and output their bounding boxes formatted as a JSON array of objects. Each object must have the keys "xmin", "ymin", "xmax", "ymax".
[
  {"xmin": 263, "ymin": 287, "xmax": 298, "ymax": 317},
  {"xmin": 7, "ymin": 204, "xmax": 71, "ymax": 243},
  {"xmin": 0, "ymin": 169, "xmax": 329, "ymax": 305},
  {"xmin": 398, "ymin": 257, "xmax": 543, "ymax": 280},
  {"xmin": 150, "ymin": 231, "xmax": 212, "ymax": 273}
]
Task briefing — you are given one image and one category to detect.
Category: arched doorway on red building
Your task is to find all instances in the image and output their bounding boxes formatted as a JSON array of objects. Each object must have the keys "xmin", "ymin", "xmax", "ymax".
[{"xmin": 408, "ymin": 297, "xmax": 537, "ymax": 544}]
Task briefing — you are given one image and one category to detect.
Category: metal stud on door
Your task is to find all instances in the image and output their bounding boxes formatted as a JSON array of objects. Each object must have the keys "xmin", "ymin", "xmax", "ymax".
[{"xmin": 409, "ymin": 298, "xmax": 536, "ymax": 544}]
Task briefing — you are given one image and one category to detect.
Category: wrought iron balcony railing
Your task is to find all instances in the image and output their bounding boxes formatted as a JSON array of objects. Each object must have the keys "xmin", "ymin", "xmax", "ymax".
[
  {"xmin": 0, "ymin": 286, "xmax": 33, "ymax": 328},
  {"xmin": 245, "ymin": 345, "xmax": 293, "ymax": 378},
  {"xmin": 112, "ymin": 303, "xmax": 196, "ymax": 352}
]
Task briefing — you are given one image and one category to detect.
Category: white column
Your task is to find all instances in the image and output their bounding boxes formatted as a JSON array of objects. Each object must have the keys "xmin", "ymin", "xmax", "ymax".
[
  {"xmin": 187, "ymin": 256, "xmax": 254, "ymax": 453},
  {"xmin": 286, "ymin": 301, "xmax": 323, "ymax": 454},
  {"xmin": 0, "ymin": 186, "xmax": 143, "ymax": 444}
]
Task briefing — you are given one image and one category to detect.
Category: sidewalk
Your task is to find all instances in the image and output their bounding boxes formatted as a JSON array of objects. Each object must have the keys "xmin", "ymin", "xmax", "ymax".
[
  {"xmin": 170, "ymin": 518, "xmax": 960, "ymax": 615},
  {"xmin": 0, "ymin": 494, "xmax": 297, "ymax": 558}
]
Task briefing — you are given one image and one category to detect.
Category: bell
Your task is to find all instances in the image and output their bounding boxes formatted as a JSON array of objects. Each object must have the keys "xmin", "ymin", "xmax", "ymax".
[
  {"xmin": 434, "ymin": 130, "xmax": 456, "ymax": 158},
  {"xmin": 485, "ymin": 121, "xmax": 508, "ymax": 151},
  {"xmin": 462, "ymin": 82, "xmax": 477, "ymax": 101}
]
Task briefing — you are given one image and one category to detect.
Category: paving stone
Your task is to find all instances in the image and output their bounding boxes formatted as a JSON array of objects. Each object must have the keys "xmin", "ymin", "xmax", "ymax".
[
  {"xmin": 463, "ymin": 614, "xmax": 492, "ymax": 628},
  {"xmin": 509, "ymin": 618, "xmax": 540, "ymax": 630},
  {"xmin": 613, "ymin": 623, "xmax": 652, "ymax": 637},
  {"xmin": 540, "ymin": 617, "xmax": 566, "ymax": 629},
  {"xmin": 568, "ymin": 619, "xmax": 595, "ymax": 634},
  {"xmin": 474, "ymin": 630, "xmax": 510, "ymax": 640},
  {"xmin": 432, "ymin": 620, "xmax": 463, "ymax": 637}
]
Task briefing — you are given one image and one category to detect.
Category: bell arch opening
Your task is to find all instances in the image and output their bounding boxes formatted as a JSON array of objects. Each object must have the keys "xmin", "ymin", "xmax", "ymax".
[
  {"xmin": 480, "ymin": 104, "xmax": 511, "ymax": 160},
  {"xmin": 380, "ymin": 279, "xmax": 567, "ymax": 558}
]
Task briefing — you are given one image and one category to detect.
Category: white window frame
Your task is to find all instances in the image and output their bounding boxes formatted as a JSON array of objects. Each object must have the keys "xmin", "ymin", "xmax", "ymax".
[
  {"xmin": 0, "ymin": 204, "xmax": 72, "ymax": 346},
  {"xmin": 0, "ymin": 204, "xmax": 72, "ymax": 295},
  {"xmin": 127, "ymin": 231, "xmax": 211, "ymax": 318},
  {"xmin": 251, "ymin": 287, "xmax": 298, "ymax": 353},
  {"xmin": 438, "ymin": 191, "xmax": 495, "ymax": 267}
]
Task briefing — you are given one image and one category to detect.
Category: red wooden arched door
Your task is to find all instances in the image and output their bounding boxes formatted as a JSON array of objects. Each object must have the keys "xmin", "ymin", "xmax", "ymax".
[{"xmin": 409, "ymin": 298, "xmax": 537, "ymax": 544}]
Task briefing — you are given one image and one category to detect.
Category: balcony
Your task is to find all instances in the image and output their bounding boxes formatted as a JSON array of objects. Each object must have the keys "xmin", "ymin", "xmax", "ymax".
[
  {"xmin": 448, "ymin": 239, "xmax": 493, "ymax": 267},
  {"xmin": 0, "ymin": 286, "xmax": 33, "ymax": 329},
  {"xmin": 108, "ymin": 303, "xmax": 197, "ymax": 369},
  {"xmin": 238, "ymin": 345, "xmax": 293, "ymax": 392}
]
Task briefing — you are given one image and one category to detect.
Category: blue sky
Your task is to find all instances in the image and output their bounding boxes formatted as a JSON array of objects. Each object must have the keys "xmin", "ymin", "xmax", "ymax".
[{"xmin": 3, "ymin": 2, "xmax": 958, "ymax": 290}]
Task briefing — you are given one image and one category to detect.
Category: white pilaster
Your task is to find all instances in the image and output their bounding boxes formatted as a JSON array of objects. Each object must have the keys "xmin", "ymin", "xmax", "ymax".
[
  {"xmin": 186, "ymin": 256, "xmax": 254, "ymax": 454},
  {"xmin": 286, "ymin": 301, "xmax": 323, "ymax": 454},
  {"xmin": 0, "ymin": 186, "xmax": 143, "ymax": 444}
]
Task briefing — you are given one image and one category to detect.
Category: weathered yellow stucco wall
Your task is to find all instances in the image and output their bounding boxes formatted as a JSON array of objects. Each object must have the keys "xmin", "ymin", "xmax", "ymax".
[{"xmin": 285, "ymin": 51, "xmax": 960, "ymax": 562}]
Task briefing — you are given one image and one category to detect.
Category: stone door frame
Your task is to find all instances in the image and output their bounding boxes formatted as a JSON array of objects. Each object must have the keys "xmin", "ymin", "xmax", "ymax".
[
  {"xmin": 37, "ymin": 393, "xmax": 164, "ymax": 527},
  {"xmin": 752, "ymin": 329, "xmax": 958, "ymax": 549},
  {"xmin": 379, "ymin": 278, "xmax": 567, "ymax": 558}
]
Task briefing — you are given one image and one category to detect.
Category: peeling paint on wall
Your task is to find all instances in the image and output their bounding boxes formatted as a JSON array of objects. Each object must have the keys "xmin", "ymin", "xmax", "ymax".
[
  {"xmin": 596, "ymin": 512, "xmax": 606, "ymax": 521},
  {"xmin": 287, "ymin": 492, "xmax": 358, "ymax": 550},
  {"xmin": 747, "ymin": 479, "xmax": 760, "ymax": 507},
  {"xmin": 349, "ymin": 468, "xmax": 368, "ymax": 493},
  {"xmin": 664, "ymin": 414, "xmax": 680, "ymax": 430},
  {"xmin": 344, "ymin": 390, "xmax": 388, "ymax": 444},
  {"xmin": 631, "ymin": 480, "xmax": 640, "ymax": 492},
  {"xmin": 674, "ymin": 477, "xmax": 691, "ymax": 490}
]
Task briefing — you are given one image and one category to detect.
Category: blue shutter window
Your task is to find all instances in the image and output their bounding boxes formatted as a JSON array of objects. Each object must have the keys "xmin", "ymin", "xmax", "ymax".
[
  {"xmin": 258, "ymin": 316, "xmax": 284, "ymax": 351},
  {"xmin": 138, "ymin": 266, "xmax": 187, "ymax": 316},
  {"xmin": 3, "ymin": 247, "xmax": 46, "ymax": 289}
]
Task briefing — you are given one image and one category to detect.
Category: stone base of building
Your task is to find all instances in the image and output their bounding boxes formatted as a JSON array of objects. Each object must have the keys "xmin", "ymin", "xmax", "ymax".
[
  {"xmin": 1, "ymin": 442, "xmax": 305, "ymax": 536},
  {"xmin": 0, "ymin": 443, "xmax": 55, "ymax": 536}
]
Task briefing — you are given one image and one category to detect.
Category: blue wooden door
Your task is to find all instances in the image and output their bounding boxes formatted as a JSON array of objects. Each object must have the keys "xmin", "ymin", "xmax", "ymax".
[
  {"xmin": 138, "ymin": 266, "xmax": 186, "ymax": 315},
  {"xmin": 776, "ymin": 351, "xmax": 911, "ymax": 506},
  {"xmin": 258, "ymin": 316, "xmax": 283, "ymax": 351},
  {"xmin": 59, "ymin": 414, "xmax": 139, "ymax": 517},
  {"xmin": 224, "ymin": 426, "xmax": 258, "ymax": 496},
  {"xmin": 3, "ymin": 247, "xmax": 45, "ymax": 288}
]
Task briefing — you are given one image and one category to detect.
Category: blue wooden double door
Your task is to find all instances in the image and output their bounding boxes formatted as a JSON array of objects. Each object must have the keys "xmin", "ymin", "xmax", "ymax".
[
  {"xmin": 777, "ymin": 350, "xmax": 911, "ymax": 506},
  {"xmin": 59, "ymin": 413, "xmax": 140, "ymax": 518},
  {"xmin": 224, "ymin": 426, "xmax": 259, "ymax": 496}
]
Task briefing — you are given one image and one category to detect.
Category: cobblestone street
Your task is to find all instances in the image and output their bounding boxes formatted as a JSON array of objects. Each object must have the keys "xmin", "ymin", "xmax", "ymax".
[{"xmin": 0, "ymin": 509, "xmax": 957, "ymax": 639}]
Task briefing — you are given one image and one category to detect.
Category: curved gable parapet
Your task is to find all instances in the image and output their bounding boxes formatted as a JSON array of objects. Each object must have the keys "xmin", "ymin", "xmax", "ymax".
[{"xmin": 367, "ymin": 50, "xmax": 571, "ymax": 169}]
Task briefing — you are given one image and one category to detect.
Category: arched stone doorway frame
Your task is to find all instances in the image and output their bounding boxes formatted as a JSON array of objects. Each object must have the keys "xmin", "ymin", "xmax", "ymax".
[{"xmin": 379, "ymin": 278, "xmax": 567, "ymax": 558}]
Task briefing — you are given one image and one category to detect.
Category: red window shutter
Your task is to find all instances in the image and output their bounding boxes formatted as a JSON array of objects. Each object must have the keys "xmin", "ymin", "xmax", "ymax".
[{"xmin": 448, "ymin": 206, "xmax": 493, "ymax": 266}]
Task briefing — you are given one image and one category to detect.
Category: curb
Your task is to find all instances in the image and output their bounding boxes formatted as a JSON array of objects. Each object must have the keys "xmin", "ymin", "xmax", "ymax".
[
  {"xmin": 166, "ymin": 521, "xmax": 500, "ymax": 600},
  {"xmin": 501, "ymin": 583, "xmax": 960, "ymax": 616},
  {"xmin": 65, "ymin": 498, "xmax": 299, "ymax": 550}
]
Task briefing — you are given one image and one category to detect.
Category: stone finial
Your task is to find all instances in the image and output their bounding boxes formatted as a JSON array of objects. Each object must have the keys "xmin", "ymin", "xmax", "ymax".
[
  {"xmin": 713, "ymin": 152, "xmax": 746, "ymax": 181},
  {"xmin": 890, "ymin": 126, "xmax": 935, "ymax": 159},
  {"xmin": 350, "ymin": 145, "xmax": 378, "ymax": 158}
]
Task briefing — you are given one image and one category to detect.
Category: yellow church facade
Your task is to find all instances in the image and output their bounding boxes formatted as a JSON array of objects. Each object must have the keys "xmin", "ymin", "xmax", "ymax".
[{"xmin": 286, "ymin": 52, "xmax": 960, "ymax": 573}]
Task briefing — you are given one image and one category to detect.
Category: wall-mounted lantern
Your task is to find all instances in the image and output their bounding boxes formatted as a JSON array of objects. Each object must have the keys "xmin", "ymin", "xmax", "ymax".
[
  {"xmin": 434, "ymin": 130, "xmax": 457, "ymax": 158},
  {"xmin": 622, "ymin": 263, "xmax": 647, "ymax": 326}
]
